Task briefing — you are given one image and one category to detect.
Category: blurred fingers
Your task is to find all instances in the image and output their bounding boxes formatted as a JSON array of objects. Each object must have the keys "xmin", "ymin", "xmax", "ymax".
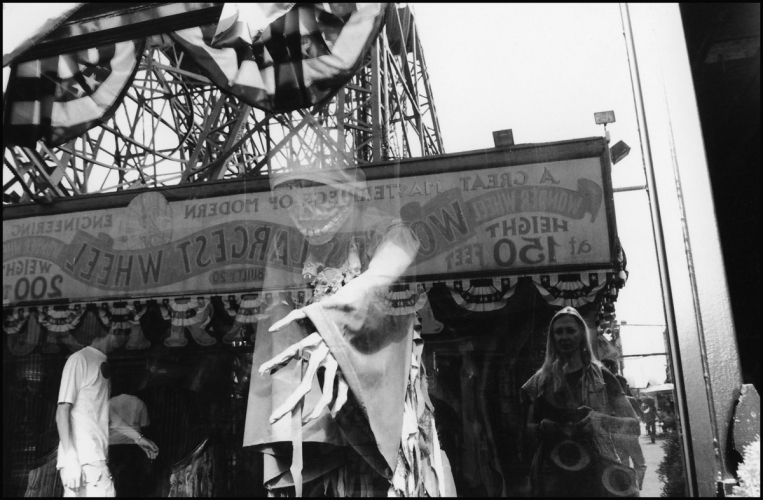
[
  {"xmin": 304, "ymin": 354, "xmax": 338, "ymax": 423},
  {"xmin": 259, "ymin": 332, "xmax": 324, "ymax": 376},
  {"xmin": 269, "ymin": 343, "xmax": 329, "ymax": 423},
  {"xmin": 330, "ymin": 374, "xmax": 349, "ymax": 418},
  {"xmin": 268, "ymin": 309, "xmax": 307, "ymax": 332}
]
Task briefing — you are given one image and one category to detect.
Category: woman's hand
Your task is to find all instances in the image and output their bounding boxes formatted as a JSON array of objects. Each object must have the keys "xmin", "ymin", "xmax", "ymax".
[{"xmin": 575, "ymin": 405, "xmax": 609, "ymax": 435}]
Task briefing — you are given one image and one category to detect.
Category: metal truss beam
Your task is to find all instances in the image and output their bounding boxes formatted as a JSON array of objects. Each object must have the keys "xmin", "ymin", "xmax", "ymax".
[{"xmin": 3, "ymin": 4, "xmax": 444, "ymax": 205}]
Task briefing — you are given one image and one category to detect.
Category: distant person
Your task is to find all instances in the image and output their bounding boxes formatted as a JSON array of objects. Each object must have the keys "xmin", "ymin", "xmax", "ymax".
[
  {"xmin": 55, "ymin": 329, "xmax": 157, "ymax": 497},
  {"xmin": 601, "ymin": 359, "xmax": 630, "ymax": 396},
  {"xmin": 640, "ymin": 397, "xmax": 657, "ymax": 443},
  {"xmin": 661, "ymin": 403, "xmax": 677, "ymax": 433},
  {"xmin": 522, "ymin": 307, "xmax": 641, "ymax": 497},
  {"xmin": 601, "ymin": 359, "xmax": 648, "ymax": 490}
]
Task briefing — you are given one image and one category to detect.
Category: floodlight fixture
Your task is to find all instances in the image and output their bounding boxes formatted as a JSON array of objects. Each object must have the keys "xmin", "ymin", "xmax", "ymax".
[
  {"xmin": 610, "ymin": 140, "xmax": 631, "ymax": 165},
  {"xmin": 594, "ymin": 110, "xmax": 616, "ymax": 125}
]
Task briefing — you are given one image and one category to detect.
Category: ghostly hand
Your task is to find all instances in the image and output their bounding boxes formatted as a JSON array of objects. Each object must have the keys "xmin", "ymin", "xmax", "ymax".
[{"xmin": 259, "ymin": 330, "xmax": 349, "ymax": 424}]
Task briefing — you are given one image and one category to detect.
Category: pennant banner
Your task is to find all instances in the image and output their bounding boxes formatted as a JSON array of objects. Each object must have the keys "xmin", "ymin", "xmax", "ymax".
[
  {"xmin": 383, "ymin": 283, "xmax": 428, "ymax": 316},
  {"xmin": 4, "ymin": 39, "xmax": 146, "ymax": 148},
  {"xmin": 3, "ymin": 272, "xmax": 618, "ymax": 354},
  {"xmin": 444, "ymin": 277, "xmax": 519, "ymax": 312},
  {"xmin": 161, "ymin": 297, "xmax": 216, "ymax": 347},
  {"xmin": 99, "ymin": 302, "xmax": 150, "ymax": 350},
  {"xmin": 171, "ymin": 3, "xmax": 389, "ymax": 112},
  {"xmin": 222, "ymin": 293, "xmax": 266, "ymax": 344},
  {"xmin": 38, "ymin": 304, "xmax": 86, "ymax": 333},
  {"xmin": 38, "ymin": 305, "xmax": 85, "ymax": 352},
  {"xmin": 532, "ymin": 272, "xmax": 610, "ymax": 308}
]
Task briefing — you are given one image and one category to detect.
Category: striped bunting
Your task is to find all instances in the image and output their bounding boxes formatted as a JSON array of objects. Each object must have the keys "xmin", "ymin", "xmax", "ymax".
[
  {"xmin": 99, "ymin": 302, "xmax": 150, "ymax": 350},
  {"xmin": 532, "ymin": 272, "xmax": 611, "ymax": 308},
  {"xmin": 38, "ymin": 305, "xmax": 86, "ymax": 353},
  {"xmin": 170, "ymin": 3, "xmax": 388, "ymax": 113},
  {"xmin": 4, "ymin": 39, "xmax": 145, "ymax": 147},
  {"xmin": 383, "ymin": 283, "xmax": 428, "ymax": 316},
  {"xmin": 445, "ymin": 278, "xmax": 519, "ymax": 312},
  {"xmin": 161, "ymin": 297, "xmax": 216, "ymax": 347},
  {"xmin": 2, "ymin": 272, "xmax": 617, "ymax": 352}
]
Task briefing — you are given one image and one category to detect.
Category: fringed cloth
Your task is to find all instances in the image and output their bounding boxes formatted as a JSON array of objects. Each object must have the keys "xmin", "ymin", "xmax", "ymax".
[
  {"xmin": 244, "ymin": 211, "xmax": 456, "ymax": 496},
  {"xmin": 387, "ymin": 334, "xmax": 452, "ymax": 497},
  {"xmin": 264, "ymin": 335, "xmax": 455, "ymax": 497}
]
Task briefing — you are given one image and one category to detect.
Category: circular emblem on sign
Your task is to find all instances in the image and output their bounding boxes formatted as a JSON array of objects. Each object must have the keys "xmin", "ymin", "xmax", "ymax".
[
  {"xmin": 549, "ymin": 439, "xmax": 591, "ymax": 471},
  {"xmin": 100, "ymin": 361, "xmax": 111, "ymax": 379},
  {"xmin": 115, "ymin": 192, "xmax": 173, "ymax": 250}
]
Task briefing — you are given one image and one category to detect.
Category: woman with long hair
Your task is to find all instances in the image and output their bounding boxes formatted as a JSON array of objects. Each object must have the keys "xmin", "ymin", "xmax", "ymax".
[{"xmin": 521, "ymin": 306, "xmax": 640, "ymax": 497}]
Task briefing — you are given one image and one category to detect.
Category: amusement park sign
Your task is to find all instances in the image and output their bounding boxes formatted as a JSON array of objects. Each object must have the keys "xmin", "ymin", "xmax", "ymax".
[{"xmin": 3, "ymin": 138, "xmax": 617, "ymax": 307}]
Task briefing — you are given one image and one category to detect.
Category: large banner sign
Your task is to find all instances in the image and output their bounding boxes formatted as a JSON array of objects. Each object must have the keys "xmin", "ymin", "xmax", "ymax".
[
  {"xmin": 401, "ymin": 159, "xmax": 608, "ymax": 274},
  {"xmin": 3, "ymin": 141, "xmax": 616, "ymax": 307}
]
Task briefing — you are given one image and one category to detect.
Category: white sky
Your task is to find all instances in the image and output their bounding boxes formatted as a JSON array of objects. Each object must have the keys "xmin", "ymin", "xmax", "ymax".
[
  {"xmin": 2, "ymin": 3, "xmax": 670, "ymax": 386},
  {"xmin": 412, "ymin": 3, "xmax": 669, "ymax": 386}
]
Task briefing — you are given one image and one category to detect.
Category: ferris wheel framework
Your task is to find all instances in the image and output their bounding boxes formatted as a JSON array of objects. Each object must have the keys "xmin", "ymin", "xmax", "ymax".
[{"xmin": 2, "ymin": 3, "xmax": 444, "ymax": 205}]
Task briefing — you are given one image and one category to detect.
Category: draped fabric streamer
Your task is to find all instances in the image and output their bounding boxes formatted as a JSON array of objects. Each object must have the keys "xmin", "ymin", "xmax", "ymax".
[
  {"xmin": 388, "ymin": 337, "xmax": 443, "ymax": 496},
  {"xmin": 4, "ymin": 38, "xmax": 146, "ymax": 147},
  {"xmin": 38, "ymin": 305, "xmax": 85, "ymax": 352},
  {"xmin": 532, "ymin": 272, "xmax": 610, "ymax": 307},
  {"xmin": 170, "ymin": 3, "xmax": 389, "ymax": 113},
  {"xmin": 445, "ymin": 278, "xmax": 519, "ymax": 312}
]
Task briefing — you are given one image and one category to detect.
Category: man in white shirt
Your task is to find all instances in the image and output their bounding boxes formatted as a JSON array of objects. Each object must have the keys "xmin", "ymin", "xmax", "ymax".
[
  {"xmin": 109, "ymin": 394, "xmax": 150, "ymax": 445},
  {"xmin": 109, "ymin": 393, "xmax": 155, "ymax": 496},
  {"xmin": 56, "ymin": 329, "xmax": 158, "ymax": 497}
]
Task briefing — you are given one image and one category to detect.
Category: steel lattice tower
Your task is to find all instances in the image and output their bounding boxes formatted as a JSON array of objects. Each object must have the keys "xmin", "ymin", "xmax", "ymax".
[{"xmin": 2, "ymin": 4, "xmax": 444, "ymax": 204}]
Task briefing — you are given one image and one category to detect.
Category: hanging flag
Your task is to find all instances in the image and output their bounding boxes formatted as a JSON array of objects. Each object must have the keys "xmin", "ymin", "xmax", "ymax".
[
  {"xmin": 2, "ymin": 3, "xmax": 84, "ymax": 68},
  {"xmin": 3, "ymin": 39, "xmax": 145, "ymax": 148},
  {"xmin": 171, "ymin": 3, "xmax": 389, "ymax": 113},
  {"xmin": 211, "ymin": 3, "xmax": 296, "ymax": 48}
]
